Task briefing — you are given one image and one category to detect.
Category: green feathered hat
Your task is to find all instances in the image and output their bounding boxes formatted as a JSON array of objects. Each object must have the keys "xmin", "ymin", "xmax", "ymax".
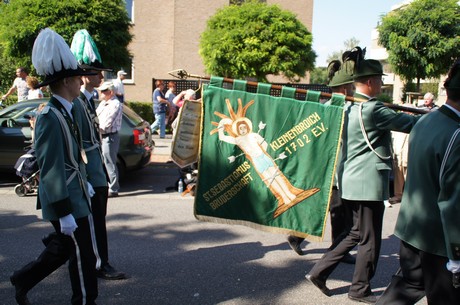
[
  {"xmin": 343, "ymin": 47, "xmax": 386, "ymax": 80},
  {"xmin": 327, "ymin": 60, "xmax": 354, "ymax": 87},
  {"xmin": 70, "ymin": 29, "xmax": 112, "ymax": 71},
  {"xmin": 353, "ymin": 59, "xmax": 385, "ymax": 79}
]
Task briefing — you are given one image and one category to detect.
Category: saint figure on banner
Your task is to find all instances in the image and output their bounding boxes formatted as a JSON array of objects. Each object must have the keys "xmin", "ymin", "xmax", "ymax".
[{"xmin": 211, "ymin": 98, "xmax": 319, "ymax": 218}]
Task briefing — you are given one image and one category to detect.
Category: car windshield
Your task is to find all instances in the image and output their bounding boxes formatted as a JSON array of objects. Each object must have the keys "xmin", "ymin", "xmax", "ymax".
[{"xmin": 1, "ymin": 104, "xmax": 36, "ymax": 120}]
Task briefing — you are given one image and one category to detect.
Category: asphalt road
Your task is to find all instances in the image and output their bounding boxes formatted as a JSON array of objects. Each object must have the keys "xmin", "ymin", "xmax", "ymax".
[{"xmin": 0, "ymin": 136, "xmax": 427, "ymax": 305}]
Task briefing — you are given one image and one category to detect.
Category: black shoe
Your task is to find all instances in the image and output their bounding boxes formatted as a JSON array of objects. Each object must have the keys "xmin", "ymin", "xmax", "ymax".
[
  {"xmin": 348, "ymin": 293, "xmax": 377, "ymax": 304},
  {"xmin": 10, "ymin": 275, "xmax": 31, "ymax": 305},
  {"xmin": 389, "ymin": 196, "xmax": 401, "ymax": 204},
  {"xmin": 341, "ymin": 253, "xmax": 356, "ymax": 264},
  {"xmin": 108, "ymin": 192, "xmax": 119, "ymax": 198},
  {"xmin": 97, "ymin": 264, "xmax": 126, "ymax": 280},
  {"xmin": 305, "ymin": 274, "xmax": 331, "ymax": 296},
  {"xmin": 41, "ymin": 232, "xmax": 57, "ymax": 247},
  {"xmin": 287, "ymin": 236, "xmax": 304, "ymax": 255}
]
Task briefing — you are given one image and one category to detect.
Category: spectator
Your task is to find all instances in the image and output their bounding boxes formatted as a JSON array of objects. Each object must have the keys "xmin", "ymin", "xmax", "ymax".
[
  {"xmin": 151, "ymin": 80, "xmax": 169, "ymax": 138},
  {"xmin": 389, "ymin": 130, "xmax": 409, "ymax": 204},
  {"xmin": 96, "ymin": 81, "xmax": 123, "ymax": 198},
  {"xmin": 376, "ymin": 58, "xmax": 460, "ymax": 305},
  {"xmin": 26, "ymin": 76, "xmax": 44, "ymax": 100},
  {"xmin": 422, "ymin": 92, "xmax": 439, "ymax": 111},
  {"xmin": 171, "ymin": 89, "xmax": 196, "ymax": 137},
  {"xmin": 2, "ymin": 67, "xmax": 29, "ymax": 102},
  {"xmin": 165, "ymin": 81, "xmax": 178, "ymax": 126},
  {"xmin": 113, "ymin": 70, "xmax": 127, "ymax": 103}
]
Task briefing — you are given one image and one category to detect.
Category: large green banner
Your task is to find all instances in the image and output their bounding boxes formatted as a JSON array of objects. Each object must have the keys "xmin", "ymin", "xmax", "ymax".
[{"xmin": 194, "ymin": 84, "xmax": 343, "ymax": 240}]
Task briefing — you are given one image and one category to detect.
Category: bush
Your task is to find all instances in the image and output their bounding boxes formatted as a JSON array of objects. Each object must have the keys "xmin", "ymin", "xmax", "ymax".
[
  {"xmin": 376, "ymin": 93, "xmax": 393, "ymax": 103},
  {"xmin": 126, "ymin": 101, "xmax": 154, "ymax": 123}
]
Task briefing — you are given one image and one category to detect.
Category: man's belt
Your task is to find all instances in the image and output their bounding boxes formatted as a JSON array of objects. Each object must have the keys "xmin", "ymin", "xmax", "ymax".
[{"xmin": 101, "ymin": 131, "xmax": 118, "ymax": 138}]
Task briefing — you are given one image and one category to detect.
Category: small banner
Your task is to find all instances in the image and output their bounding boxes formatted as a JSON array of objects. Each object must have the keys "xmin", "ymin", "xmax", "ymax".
[
  {"xmin": 194, "ymin": 83, "xmax": 343, "ymax": 241},
  {"xmin": 171, "ymin": 99, "xmax": 202, "ymax": 168}
]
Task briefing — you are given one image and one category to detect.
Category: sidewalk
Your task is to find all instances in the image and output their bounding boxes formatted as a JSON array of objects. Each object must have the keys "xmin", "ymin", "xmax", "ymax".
[{"xmin": 150, "ymin": 134, "xmax": 173, "ymax": 163}]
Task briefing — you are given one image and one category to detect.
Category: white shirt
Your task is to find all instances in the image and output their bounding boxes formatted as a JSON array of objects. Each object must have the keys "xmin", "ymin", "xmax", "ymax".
[
  {"xmin": 113, "ymin": 78, "xmax": 124, "ymax": 96},
  {"xmin": 13, "ymin": 77, "xmax": 29, "ymax": 102},
  {"xmin": 96, "ymin": 97, "xmax": 123, "ymax": 134},
  {"xmin": 53, "ymin": 94, "xmax": 74, "ymax": 120},
  {"xmin": 28, "ymin": 88, "xmax": 44, "ymax": 100}
]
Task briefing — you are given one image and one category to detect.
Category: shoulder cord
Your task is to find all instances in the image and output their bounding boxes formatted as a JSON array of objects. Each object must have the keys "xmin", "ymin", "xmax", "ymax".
[
  {"xmin": 49, "ymin": 108, "xmax": 91, "ymax": 201},
  {"xmin": 439, "ymin": 127, "xmax": 460, "ymax": 186},
  {"xmin": 76, "ymin": 97, "xmax": 101, "ymax": 153},
  {"xmin": 358, "ymin": 102, "xmax": 392, "ymax": 160}
]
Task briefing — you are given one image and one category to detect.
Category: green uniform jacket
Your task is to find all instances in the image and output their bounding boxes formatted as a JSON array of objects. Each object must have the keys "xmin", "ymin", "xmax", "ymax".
[
  {"xmin": 395, "ymin": 106, "xmax": 460, "ymax": 260},
  {"xmin": 74, "ymin": 93, "xmax": 108, "ymax": 187},
  {"xmin": 338, "ymin": 93, "xmax": 419, "ymax": 201},
  {"xmin": 34, "ymin": 97, "xmax": 91, "ymax": 220}
]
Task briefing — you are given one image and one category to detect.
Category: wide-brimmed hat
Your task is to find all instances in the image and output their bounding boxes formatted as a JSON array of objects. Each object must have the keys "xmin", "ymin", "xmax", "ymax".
[
  {"xmin": 353, "ymin": 59, "xmax": 386, "ymax": 79},
  {"xmin": 32, "ymin": 28, "xmax": 97, "ymax": 89},
  {"xmin": 70, "ymin": 29, "xmax": 112, "ymax": 72},
  {"xmin": 327, "ymin": 60, "xmax": 354, "ymax": 87},
  {"xmin": 444, "ymin": 58, "xmax": 460, "ymax": 90},
  {"xmin": 97, "ymin": 81, "xmax": 115, "ymax": 92},
  {"xmin": 343, "ymin": 47, "xmax": 386, "ymax": 80}
]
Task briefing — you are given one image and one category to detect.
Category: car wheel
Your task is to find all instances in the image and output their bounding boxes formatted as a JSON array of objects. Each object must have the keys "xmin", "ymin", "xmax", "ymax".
[{"xmin": 14, "ymin": 184, "xmax": 26, "ymax": 197}]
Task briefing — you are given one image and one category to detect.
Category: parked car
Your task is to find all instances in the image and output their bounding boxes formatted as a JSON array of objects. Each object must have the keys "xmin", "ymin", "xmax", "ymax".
[{"xmin": 0, "ymin": 99, "xmax": 154, "ymax": 178}]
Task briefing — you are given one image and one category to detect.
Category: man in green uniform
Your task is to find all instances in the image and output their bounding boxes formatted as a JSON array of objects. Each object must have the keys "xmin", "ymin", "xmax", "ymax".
[
  {"xmin": 306, "ymin": 47, "xmax": 419, "ymax": 304},
  {"xmin": 376, "ymin": 59, "xmax": 460, "ymax": 305}
]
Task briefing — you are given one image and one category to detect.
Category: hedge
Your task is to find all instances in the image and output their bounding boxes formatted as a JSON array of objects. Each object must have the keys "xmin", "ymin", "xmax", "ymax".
[{"xmin": 126, "ymin": 101, "xmax": 154, "ymax": 123}]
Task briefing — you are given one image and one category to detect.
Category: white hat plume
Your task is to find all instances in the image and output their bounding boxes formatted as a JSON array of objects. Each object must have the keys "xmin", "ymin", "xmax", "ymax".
[{"xmin": 32, "ymin": 28, "xmax": 78, "ymax": 76}]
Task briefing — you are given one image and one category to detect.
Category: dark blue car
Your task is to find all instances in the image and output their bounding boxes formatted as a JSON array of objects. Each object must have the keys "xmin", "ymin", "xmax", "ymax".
[{"xmin": 0, "ymin": 99, "xmax": 154, "ymax": 178}]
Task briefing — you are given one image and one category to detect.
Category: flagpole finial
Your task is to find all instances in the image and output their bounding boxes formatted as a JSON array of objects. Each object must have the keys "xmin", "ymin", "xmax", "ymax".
[{"xmin": 168, "ymin": 69, "xmax": 190, "ymax": 79}]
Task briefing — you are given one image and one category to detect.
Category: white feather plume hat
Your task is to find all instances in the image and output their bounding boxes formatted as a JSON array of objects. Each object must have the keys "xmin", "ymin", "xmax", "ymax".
[{"xmin": 32, "ymin": 28, "xmax": 96, "ymax": 88}]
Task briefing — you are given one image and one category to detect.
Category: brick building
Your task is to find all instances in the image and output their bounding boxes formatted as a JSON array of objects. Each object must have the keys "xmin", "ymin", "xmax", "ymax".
[{"xmin": 121, "ymin": 0, "xmax": 314, "ymax": 102}]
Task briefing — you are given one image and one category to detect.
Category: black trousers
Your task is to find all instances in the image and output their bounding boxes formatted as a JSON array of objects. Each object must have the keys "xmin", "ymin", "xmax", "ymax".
[
  {"xmin": 376, "ymin": 240, "xmax": 460, "ymax": 305},
  {"xmin": 11, "ymin": 217, "xmax": 98, "ymax": 305},
  {"xmin": 92, "ymin": 186, "xmax": 109, "ymax": 266},
  {"xmin": 329, "ymin": 189, "xmax": 351, "ymax": 242},
  {"xmin": 309, "ymin": 199, "xmax": 385, "ymax": 297},
  {"xmin": 289, "ymin": 189, "xmax": 352, "ymax": 245}
]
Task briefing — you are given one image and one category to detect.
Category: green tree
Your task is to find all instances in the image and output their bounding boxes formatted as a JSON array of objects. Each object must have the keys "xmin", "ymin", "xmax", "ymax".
[
  {"xmin": 325, "ymin": 37, "xmax": 360, "ymax": 66},
  {"xmin": 0, "ymin": 0, "xmax": 132, "ymax": 91},
  {"xmin": 310, "ymin": 67, "xmax": 327, "ymax": 84},
  {"xmin": 377, "ymin": 0, "xmax": 460, "ymax": 90},
  {"xmin": 199, "ymin": 0, "xmax": 316, "ymax": 82}
]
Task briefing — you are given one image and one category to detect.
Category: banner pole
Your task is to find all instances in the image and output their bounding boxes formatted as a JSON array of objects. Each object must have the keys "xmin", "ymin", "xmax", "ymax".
[{"xmin": 168, "ymin": 69, "xmax": 428, "ymax": 115}]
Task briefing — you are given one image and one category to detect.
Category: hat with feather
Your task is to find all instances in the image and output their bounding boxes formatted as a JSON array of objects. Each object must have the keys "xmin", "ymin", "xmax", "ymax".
[
  {"xmin": 343, "ymin": 46, "xmax": 386, "ymax": 80},
  {"xmin": 32, "ymin": 28, "xmax": 97, "ymax": 89},
  {"xmin": 70, "ymin": 29, "xmax": 112, "ymax": 71},
  {"xmin": 327, "ymin": 54, "xmax": 354, "ymax": 87}
]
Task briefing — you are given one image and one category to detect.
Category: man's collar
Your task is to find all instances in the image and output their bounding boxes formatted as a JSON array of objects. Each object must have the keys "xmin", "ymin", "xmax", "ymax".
[
  {"xmin": 355, "ymin": 91, "xmax": 372, "ymax": 100},
  {"xmin": 80, "ymin": 88, "xmax": 93, "ymax": 101},
  {"xmin": 444, "ymin": 104, "xmax": 460, "ymax": 118},
  {"xmin": 52, "ymin": 94, "xmax": 73, "ymax": 118}
]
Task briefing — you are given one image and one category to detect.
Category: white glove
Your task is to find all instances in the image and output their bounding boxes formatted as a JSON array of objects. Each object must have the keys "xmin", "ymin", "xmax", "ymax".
[
  {"xmin": 59, "ymin": 214, "xmax": 78, "ymax": 236},
  {"xmin": 447, "ymin": 260, "xmax": 460, "ymax": 273},
  {"xmin": 87, "ymin": 182, "xmax": 95, "ymax": 197}
]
